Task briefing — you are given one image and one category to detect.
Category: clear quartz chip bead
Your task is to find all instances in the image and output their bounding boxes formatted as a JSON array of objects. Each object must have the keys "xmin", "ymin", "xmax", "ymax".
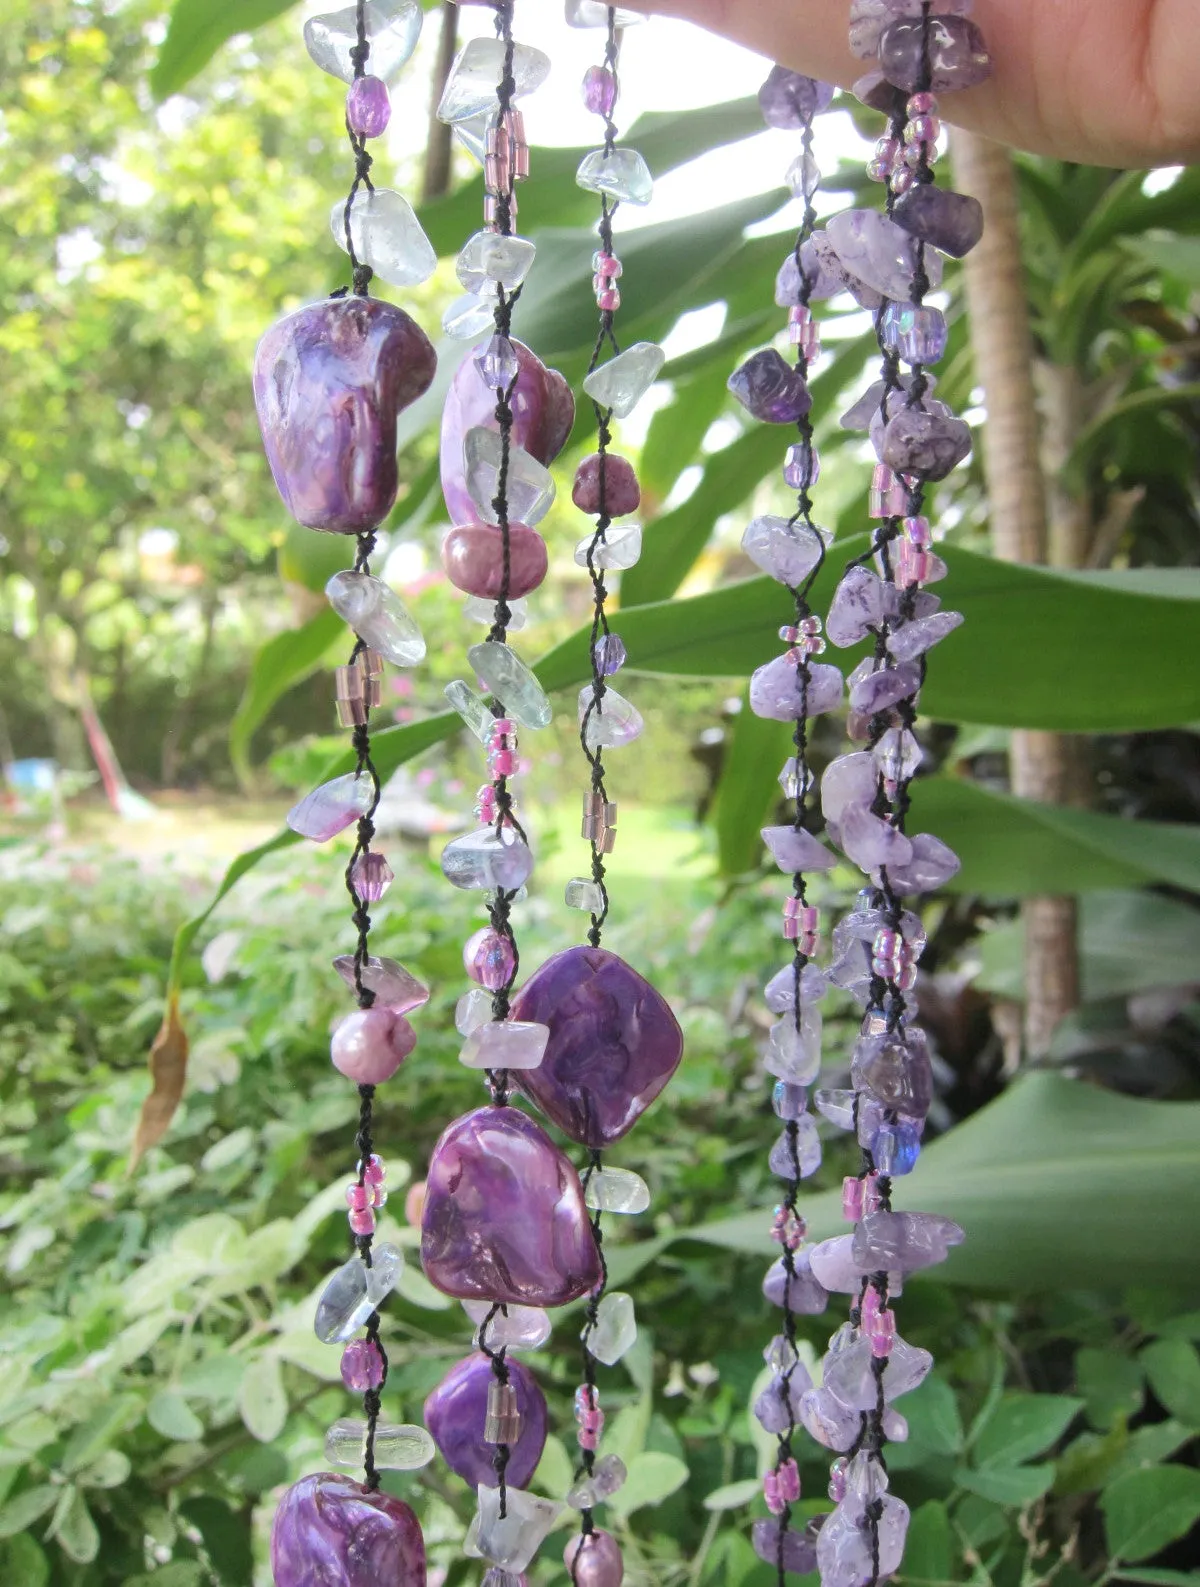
[
  {"xmin": 584, "ymin": 1165, "xmax": 651, "ymax": 1214},
  {"xmin": 588, "ymin": 1291, "xmax": 637, "ymax": 1365},
  {"xmin": 765, "ymin": 1333, "xmax": 800, "ymax": 1372},
  {"xmin": 437, "ymin": 38, "xmax": 552, "ymax": 123},
  {"xmin": 286, "ymin": 773, "xmax": 373, "ymax": 842},
  {"xmin": 468, "ymin": 641, "xmax": 553, "ymax": 729},
  {"xmin": 464, "ymin": 428, "xmax": 556, "ymax": 528},
  {"xmin": 459, "ymin": 1019, "xmax": 550, "ymax": 1070},
  {"xmin": 452, "ymin": 111, "xmax": 493, "ymax": 165},
  {"xmin": 472, "ymin": 1484, "xmax": 563, "ymax": 1572},
  {"xmin": 324, "ymin": 1418, "xmax": 436, "ymax": 1470},
  {"xmin": 443, "ymin": 293, "xmax": 497, "ymax": 339},
  {"xmin": 565, "ymin": 0, "xmax": 646, "ymax": 24},
  {"xmin": 304, "ymin": 0, "xmax": 422, "ymax": 84},
  {"xmin": 565, "ymin": 876, "xmax": 605, "ymax": 912},
  {"xmin": 464, "ymin": 594, "xmax": 528, "ymax": 629},
  {"xmin": 445, "ymin": 679, "xmax": 496, "ymax": 744},
  {"xmin": 313, "ymin": 1245, "xmax": 405, "ymax": 1343},
  {"xmin": 456, "ymin": 987, "xmax": 493, "ymax": 1035},
  {"xmin": 765, "ymin": 1007, "xmax": 822, "ymax": 1085},
  {"xmin": 574, "ymin": 525, "xmax": 642, "ymax": 570},
  {"xmin": 579, "ymin": 686, "xmax": 644, "ymax": 749},
  {"xmin": 576, "ymin": 147, "xmax": 654, "ymax": 207},
  {"xmin": 456, "ymin": 230, "xmax": 537, "ymax": 294},
  {"xmin": 582, "ymin": 343, "xmax": 666, "ymax": 417},
  {"xmin": 326, "ymin": 570, "xmax": 426, "ymax": 666},
  {"xmin": 566, "ymin": 1453, "xmax": 629, "ymax": 1510},
  {"xmin": 463, "ymin": 1299, "xmax": 553, "ymax": 1351},
  {"xmin": 330, "ymin": 188, "xmax": 437, "ymax": 288}
]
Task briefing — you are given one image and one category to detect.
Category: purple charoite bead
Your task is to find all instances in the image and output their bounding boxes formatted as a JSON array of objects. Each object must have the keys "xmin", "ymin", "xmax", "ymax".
[
  {"xmin": 270, "ymin": 1473, "xmax": 426, "ymax": 1587},
  {"xmin": 441, "ymin": 339, "xmax": 574, "ymax": 526},
  {"xmin": 420, "ymin": 1105, "xmax": 601, "ymax": 1306},
  {"xmin": 892, "ymin": 184, "xmax": 984, "ymax": 258},
  {"xmin": 879, "ymin": 15, "xmax": 992, "ymax": 92},
  {"xmin": 509, "ymin": 946, "xmax": 684, "ymax": 1147},
  {"xmin": 254, "ymin": 296, "xmax": 436, "ymax": 534},
  {"xmin": 424, "ymin": 1353, "xmax": 546, "ymax": 1489},
  {"xmin": 758, "ymin": 65, "xmax": 836, "ymax": 127},
  {"xmin": 728, "ymin": 349, "xmax": 812, "ymax": 425},
  {"xmin": 752, "ymin": 1517, "xmax": 821, "ymax": 1577}
]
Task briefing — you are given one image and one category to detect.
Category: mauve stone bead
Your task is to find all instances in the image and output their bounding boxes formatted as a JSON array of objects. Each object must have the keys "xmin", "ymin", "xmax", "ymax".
[
  {"xmin": 565, "ymin": 1530, "xmax": 624, "ymax": 1587},
  {"xmin": 421, "ymin": 1105, "xmax": 601, "ymax": 1306},
  {"xmin": 441, "ymin": 340, "xmax": 575, "ymax": 526},
  {"xmin": 270, "ymin": 1473, "xmax": 426, "ymax": 1587},
  {"xmin": 509, "ymin": 946, "xmax": 684, "ymax": 1147},
  {"xmin": 347, "ymin": 75, "xmax": 391, "ymax": 138},
  {"xmin": 881, "ymin": 406, "xmax": 972, "ymax": 479},
  {"xmin": 331, "ymin": 1006, "xmax": 417, "ymax": 1083},
  {"xmin": 892, "ymin": 184, "xmax": 985, "ymax": 258},
  {"xmin": 758, "ymin": 66, "xmax": 835, "ymax": 128},
  {"xmin": 728, "ymin": 348, "xmax": 812, "ymax": 425},
  {"xmin": 255, "ymin": 296, "xmax": 436, "ymax": 534},
  {"xmin": 424, "ymin": 1353, "xmax": 546, "ymax": 1489},
  {"xmin": 441, "ymin": 522, "xmax": 548, "ymax": 600},
  {"xmin": 852, "ymin": 69, "xmax": 907, "ymax": 115},
  {"xmin": 572, "ymin": 452, "xmax": 641, "ymax": 516},
  {"xmin": 879, "ymin": 15, "xmax": 993, "ymax": 93}
]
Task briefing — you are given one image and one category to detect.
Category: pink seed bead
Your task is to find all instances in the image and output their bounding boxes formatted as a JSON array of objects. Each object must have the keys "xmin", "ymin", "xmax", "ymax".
[
  {"xmin": 867, "ymin": 158, "xmax": 892, "ymax": 183},
  {"xmin": 876, "ymin": 136, "xmax": 902, "ymax": 164},
  {"xmin": 346, "ymin": 75, "xmax": 391, "ymax": 138},
  {"xmin": 862, "ymin": 1172, "xmax": 884, "ymax": 1214},
  {"xmin": 907, "ymin": 91, "xmax": 939, "ymax": 116},
  {"xmin": 829, "ymin": 1458, "xmax": 848, "ymax": 1502},
  {"xmin": 764, "ymin": 1470, "xmax": 783, "ymax": 1514},
  {"xmin": 346, "ymin": 1183, "xmax": 371, "ymax": 1211},
  {"xmin": 905, "ymin": 114, "xmax": 940, "ymax": 146},
  {"xmin": 341, "ymin": 1337, "xmax": 385, "ymax": 1392},
  {"xmin": 464, "ymin": 926, "xmax": 516, "ymax": 991},
  {"xmin": 490, "ymin": 748, "xmax": 516, "ymax": 776},
  {"xmin": 842, "ymin": 1176, "xmax": 864, "ymax": 1222},
  {"xmin": 798, "ymin": 931, "xmax": 818, "ymax": 956},
  {"xmin": 362, "ymin": 1154, "xmax": 386, "ymax": 1185},
  {"xmin": 788, "ymin": 304, "xmax": 814, "ymax": 326},
  {"xmin": 891, "ymin": 166, "xmax": 916, "ymax": 195},
  {"xmin": 904, "ymin": 514, "xmax": 932, "ymax": 548},
  {"xmin": 592, "ymin": 251, "xmax": 622, "ymax": 278},
  {"xmin": 860, "ymin": 1284, "xmax": 883, "ymax": 1329},
  {"xmin": 491, "ymin": 718, "xmax": 514, "ymax": 739},
  {"xmin": 331, "ymin": 1008, "xmax": 416, "ymax": 1084},
  {"xmin": 597, "ymin": 287, "xmax": 621, "ymax": 311},
  {"xmin": 348, "ymin": 1205, "xmax": 376, "ymax": 1236},
  {"xmin": 798, "ymin": 905, "xmax": 819, "ymax": 931},
  {"xmin": 778, "ymin": 1458, "xmax": 801, "ymax": 1502}
]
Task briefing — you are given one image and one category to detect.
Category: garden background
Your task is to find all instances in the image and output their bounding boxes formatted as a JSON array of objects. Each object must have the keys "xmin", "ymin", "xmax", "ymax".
[{"xmin": 2, "ymin": 1, "xmax": 1200, "ymax": 1584}]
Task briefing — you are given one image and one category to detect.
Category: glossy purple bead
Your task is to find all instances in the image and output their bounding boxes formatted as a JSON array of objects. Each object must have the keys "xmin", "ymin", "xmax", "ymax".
[
  {"xmin": 440, "ymin": 340, "xmax": 574, "ymax": 527},
  {"xmin": 564, "ymin": 1529, "xmax": 624, "ymax": 1587},
  {"xmin": 350, "ymin": 851, "xmax": 393, "ymax": 903},
  {"xmin": 464, "ymin": 927, "xmax": 516, "ymax": 991},
  {"xmin": 728, "ymin": 349, "xmax": 812, "ymax": 425},
  {"xmin": 341, "ymin": 1338, "xmax": 385, "ymax": 1392},
  {"xmin": 758, "ymin": 66, "xmax": 836, "ymax": 128},
  {"xmin": 424, "ymin": 1353, "xmax": 547, "ymax": 1489},
  {"xmin": 892, "ymin": 183, "xmax": 984, "ymax": 258},
  {"xmin": 583, "ymin": 64, "xmax": 617, "ymax": 115},
  {"xmin": 420, "ymin": 1105, "xmax": 602, "ymax": 1306},
  {"xmin": 255, "ymin": 296, "xmax": 436, "ymax": 534},
  {"xmin": 346, "ymin": 76, "xmax": 391, "ymax": 138},
  {"xmin": 879, "ymin": 16, "xmax": 993, "ymax": 93},
  {"xmin": 572, "ymin": 452, "xmax": 641, "ymax": 516},
  {"xmin": 270, "ymin": 1473, "xmax": 425, "ymax": 1587},
  {"xmin": 509, "ymin": 946, "xmax": 684, "ymax": 1147}
]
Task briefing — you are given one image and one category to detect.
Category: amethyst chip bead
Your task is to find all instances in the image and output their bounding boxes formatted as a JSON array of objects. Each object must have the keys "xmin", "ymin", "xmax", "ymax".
[
  {"xmin": 879, "ymin": 15, "xmax": 993, "ymax": 93},
  {"xmin": 758, "ymin": 65, "xmax": 836, "ymax": 127},
  {"xmin": 728, "ymin": 349, "xmax": 812, "ymax": 425}
]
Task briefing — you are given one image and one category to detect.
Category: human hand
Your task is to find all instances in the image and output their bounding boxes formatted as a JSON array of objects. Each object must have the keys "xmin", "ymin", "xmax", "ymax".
[{"xmin": 637, "ymin": 1, "xmax": 1200, "ymax": 168}]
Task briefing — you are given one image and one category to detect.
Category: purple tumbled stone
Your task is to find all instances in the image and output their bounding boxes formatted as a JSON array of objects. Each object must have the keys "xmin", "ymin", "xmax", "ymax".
[
  {"xmin": 564, "ymin": 1530, "xmax": 624, "ymax": 1587},
  {"xmin": 572, "ymin": 452, "xmax": 641, "ymax": 516},
  {"xmin": 764, "ymin": 961, "xmax": 829, "ymax": 1013},
  {"xmin": 749, "ymin": 657, "xmax": 844, "ymax": 723},
  {"xmin": 852, "ymin": 69, "xmax": 907, "ymax": 115},
  {"xmin": 420, "ymin": 1105, "xmax": 601, "ymax": 1306},
  {"xmin": 823, "ymin": 1334, "xmax": 933, "ymax": 1410},
  {"xmin": 881, "ymin": 406, "xmax": 973, "ymax": 479},
  {"xmin": 270, "ymin": 1473, "xmax": 426, "ymax": 1587},
  {"xmin": 758, "ymin": 66, "xmax": 836, "ymax": 128},
  {"xmin": 761, "ymin": 825, "xmax": 836, "ymax": 873},
  {"xmin": 728, "ymin": 349, "xmax": 812, "ymax": 425},
  {"xmin": 893, "ymin": 183, "xmax": 985, "ymax": 258},
  {"xmin": 851, "ymin": 1026, "xmax": 934, "ymax": 1116},
  {"xmin": 441, "ymin": 340, "xmax": 574, "ymax": 526},
  {"xmin": 826, "ymin": 209, "xmax": 943, "ymax": 304},
  {"xmin": 879, "ymin": 15, "xmax": 993, "ymax": 93},
  {"xmin": 840, "ymin": 372, "xmax": 936, "ymax": 432},
  {"xmin": 882, "ymin": 831, "xmax": 962, "ymax": 893},
  {"xmin": 839, "ymin": 803, "xmax": 915, "ymax": 873},
  {"xmin": 763, "ymin": 1250, "xmax": 830, "ymax": 1314},
  {"xmin": 807, "ymin": 1235, "xmax": 904, "ymax": 1297},
  {"xmin": 848, "ymin": 659, "xmax": 922, "ymax": 716},
  {"xmin": 821, "ymin": 752, "xmax": 879, "ymax": 831},
  {"xmin": 849, "ymin": 0, "xmax": 974, "ymax": 61},
  {"xmin": 851, "ymin": 1209, "xmax": 965, "ymax": 1273},
  {"xmin": 826, "ymin": 566, "xmax": 886, "ymax": 647},
  {"xmin": 817, "ymin": 1495, "xmax": 910, "ymax": 1587},
  {"xmin": 798, "ymin": 1385, "xmax": 862, "ymax": 1452},
  {"xmin": 752, "ymin": 1518, "xmax": 820, "ymax": 1577},
  {"xmin": 509, "ymin": 946, "xmax": 684, "ymax": 1147},
  {"xmin": 423, "ymin": 1353, "xmax": 546, "ymax": 1489},
  {"xmin": 754, "ymin": 1363, "xmax": 814, "ymax": 1433},
  {"xmin": 255, "ymin": 297, "xmax": 436, "ymax": 534}
]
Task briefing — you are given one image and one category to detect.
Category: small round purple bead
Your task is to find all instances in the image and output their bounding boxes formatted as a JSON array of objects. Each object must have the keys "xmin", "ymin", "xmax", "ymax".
[{"xmin": 347, "ymin": 76, "xmax": 391, "ymax": 139}]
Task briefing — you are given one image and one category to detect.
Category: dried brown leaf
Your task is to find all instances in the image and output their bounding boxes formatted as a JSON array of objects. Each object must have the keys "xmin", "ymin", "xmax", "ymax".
[{"xmin": 131, "ymin": 994, "xmax": 189, "ymax": 1170}]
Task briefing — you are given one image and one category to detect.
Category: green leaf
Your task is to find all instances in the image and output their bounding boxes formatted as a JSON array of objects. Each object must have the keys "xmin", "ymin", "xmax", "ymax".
[
  {"xmin": 151, "ymin": 0, "xmax": 299, "ymax": 99},
  {"xmin": 955, "ymin": 1463, "xmax": 1056, "ymax": 1505},
  {"xmin": 1113, "ymin": 1571, "xmax": 1200, "ymax": 1586},
  {"xmin": 60, "ymin": 1396, "xmax": 142, "ymax": 1475},
  {"xmin": 0, "ymin": 1485, "xmax": 59, "ymax": 1539},
  {"xmin": 683, "ymin": 1073, "xmax": 1200, "ymax": 1290},
  {"xmin": 1107, "ymin": 1421, "xmax": 1197, "ymax": 1485},
  {"xmin": 148, "ymin": 1391, "xmax": 205, "ymax": 1443},
  {"xmin": 713, "ymin": 706, "xmax": 793, "ymax": 877},
  {"xmin": 229, "ymin": 608, "xmax": 343, "ymax": 784},
  {"xmin": 180, "ymin": 1497, "xmax": 254, "ymax": 1585},
  {"xmin": 607, "ymin": 1450, "xmax": 689, "ymax": 1515},
  {"xmin": 529, "ymin": 1434, "xmax": 574, "ymax": 1501},
  {"xmin": 901, "ymin": 1500, "xmax": 954, "ymax": 1584},
  {"xmin": 238, "ymin": 1354, "xmax": 288, "ymax": 1442},
  {"xmin": 47, "ymin": 1487, "xmax": 99, "ymax": 1565},
  {"xmin": 77, "ymin": 1450, "xmax": 133, "ymax": 1490},
  {"xmin": 0, "ymin": 1536, "xmax": 49, "ymax": 1587},
  {"xmin": 703, "ymin": 1478, "xmax": 763, "ymax": 1512},
  {"xmin": 1076, "ymin": 1348, "xmax": 1145, "ymax": 1430},
  {"xmin": 973, "ymin": 1394, "xmax": 1083, "ymax": 1468},
  {"xmin": 1102, "ymin": 1465, "xmax": 1200, "ymax": 1562},
  {"xmin": 1141, "ymin": 1339, "xmax": 1200, "ymax": 1428},
  {"xmin": 898, "ymin": 1377, "xmax": 965, "ymax": 1459}
]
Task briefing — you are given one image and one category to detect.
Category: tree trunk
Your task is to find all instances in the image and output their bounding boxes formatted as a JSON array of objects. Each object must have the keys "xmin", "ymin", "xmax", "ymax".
[
  {"xmin": 420, "ymin": 4, "xmax": 458, "ymax": 204},
  {"xmin": 953, "ymin": 131, "xmax": 1084, "ymax": 1058}
]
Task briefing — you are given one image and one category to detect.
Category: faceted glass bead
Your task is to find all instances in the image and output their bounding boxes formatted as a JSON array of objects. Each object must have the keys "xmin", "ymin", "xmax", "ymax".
[
  {"xmin": 463, "ymin": 1299, "xmax": 552, "ymax": 1351},
  {"xmin": 473, "ymin": 1484, "xmax": 563, "ymax": 1573},
  {"xmin": 773, "ymin": 1081, "xmax": 809, "ymax": 1120},
  {"xmin": 566, "ymin": 1453, "xmax": 628, "ymax": 1510},
  {"xmin": 768, "ymin": 1117, "xmax": 822, "ymax": 1178},
  {"xmin": 325, "ymin": 1417, "xmax": 436, "ymax": 1470},
  {"xmin": 468, "ymin": 641, "xmax": 552, "ymax": 729},
  {"xmin": 304, "ymin": 0, "xmax": 423, "ymax": 84},
  {"xmin": 445, "ymin": 679, "xmax": 496, "ymax": 744},
  {"xmin": 464, "ymin": 428, "xmax": 556, "ymax": 528},
  {"xmin": 444, "ymin": 292, "xmax": 497, "ymax": 339},
  {"xmin": 575, "ymin": 525, "xmax": 642, "ymax": 570},
  {"xmin": 437, "ymin": 38, "xmax": 552, "ymax": 124},
  {"xmin": 441, "ymin": 826, "xmax": 535, "ymax": 892},
  {"xmin": 326, "ymin": 570, "xmax": 426, "ymax": 666},
  {"xmin": 566, "ymin": 0, "xmax": 646, "ymax": 24},
  {"xmin": 460, "ymin": 1019, "xmax": 550, "ymax": 1071},
  {"xmin": 778, "ymin": 758, "xmax": 816, "ymax": 800},
  {"xmin": 872, "ymin": 725, "xmax": 923, "ymax": 785},
  {"xmin": 786, "ymin": 150, "xmax": 821, "ymax": 200},
  {"xmin": 588, "ymin": 1291, "xmax": 637, "ymax": 1366},
  {"xmin": 333, "ymin": 953, "xmax": 429, "ymax": 1013},
  {"xmin": 331, "ymin": 188, "xmax": 437, "ymax": 288},
  {"xmin": 350, "ymin": 851, "xmax": 394, "ymax": 903},
  {"xmin": 584, "ymin": 1165, "xmax": 650, "ymax": 1214},
  {"xmin": 457, "ymin": 230, "xmax": 537, "ymax": 294},
  {"xmin": 475, "ymin": 333, "xmax": 521, "ymax": 391},
  {"xmin": 270, "ymin": 1474, "xmax": 424, "ymax": 1587},
  {"xmin": 465, "ymin": 926, "xmax": 516, "ymax": 991},
  {"xmin": 456, "ymin": 987, "xmax": 493, "ymax": 1035},
  {"xmin": 340, "ymin": 1337, "xmax": 385, "ymax": 1391},
  {"xmin": 579, "ymin": 685, "xmax": 644, "ymax": 749},
  {"xmin": 287, "ymin": 773, "xmax": 373, "ymax": 842},
  {"xmin": 314, "ymin": 1245, "xmax": 404, "ymax": 1343},
  {"xmin": 582, "ymin": 343, "xmax": 665, "ymax": 417},
  {"xmin": 576, "ymin": 147, "xmax": 654, "ymax": 207},
  {"xmin": 872, "ymin": 1122, "xmax": 921, "ymax": 1175},
  {"xmin": 566, "ymin": 876, "xmax": 606, "ymax": 912},
  {"xmin": 881, "ymin": 301, "xmax": 949, "ymax": 364},
  {"xmin": 593, "ymin": 633, "xmax": 627, "ymax": 676}
]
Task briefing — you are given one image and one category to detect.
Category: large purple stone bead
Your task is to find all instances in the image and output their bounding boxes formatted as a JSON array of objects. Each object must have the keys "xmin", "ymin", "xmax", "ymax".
[
  {"xmin": 728, "ymin": 349, "xmax": 812, "ymax": 425},
  {"xmin": 441, "ymin": 340, "xmax": 575, "ymax": 526},
  {"xmin": 879, "ymin": 15, "xmax": 993, "ymax": 93},
  {"xmin": 424, "ymin": 1353, "xmax": 546, "ymax": 1489},
  {"xmin": 758, "ymin": 66, "xmax": 835, "ymax": 128},
  {"xmin": 509, "ymin": 946, "xmax": 684, "ymax": 1148},
  {"xmin": 421, "ymin": 1105, "xmax": 601, "ymax": 1306},
  {"xmin": 270, "ymin": 1473, "xmax": 425, "ymax": 1587},
  {"xmin": 254, "ymin": 297, "xmax": 436, "ymax": 534},
  {"xmin": 892, "ymin": 184, "xmax": 985, "ymax": 258},
  {"xmin": 881, "ymin": 406, "xmax": 972, "ymax": 479}
]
